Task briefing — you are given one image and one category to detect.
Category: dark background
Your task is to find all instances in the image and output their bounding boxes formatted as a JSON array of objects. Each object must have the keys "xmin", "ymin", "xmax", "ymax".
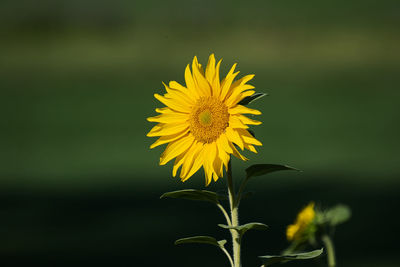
[{"xmin": 1, "ymin": 0, "xmax": 399, "ymax": 266}]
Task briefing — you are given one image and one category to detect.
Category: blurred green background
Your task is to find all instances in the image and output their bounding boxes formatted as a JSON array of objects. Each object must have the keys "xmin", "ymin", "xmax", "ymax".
[{"xmin": 1, "ymin": 0, "xmax": 399, "ymax": 266}]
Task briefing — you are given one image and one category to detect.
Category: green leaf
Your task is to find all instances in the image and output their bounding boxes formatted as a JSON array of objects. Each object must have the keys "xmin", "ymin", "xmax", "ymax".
[
  {"xmin": 160, "ymin": 189, "xmax": 223, "ymax": 204},
  {"xmin": 246, "ymin": 164, "xmax": 299, "ymax": 179},
  {"xmin": 259, "ymin": 248, "xmax": 324, "ymax": 266},
  {"xmin": 218, "ymin": 222, "xmax": 268, "ymax": 236},
  {"xmin": 238, "ymin": 92, "xmax": 268, "ymax": 105},
  {"xmin": 325, "ymin": 204, "xmax": 351, "ymax": 226},
  {"xmin": 175, "ymin": 236, "xmax": 227, "ymax": 248}
]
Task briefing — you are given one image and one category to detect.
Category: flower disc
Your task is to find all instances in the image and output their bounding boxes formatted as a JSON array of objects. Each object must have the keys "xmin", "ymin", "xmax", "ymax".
[{"xmin": 190, "ymin": 97, "xmax": 229, "ymax": 143}]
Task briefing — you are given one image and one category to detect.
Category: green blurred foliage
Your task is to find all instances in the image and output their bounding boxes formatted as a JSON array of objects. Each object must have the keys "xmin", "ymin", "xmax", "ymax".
[
  {"xmin": 2, "ymin": 0, "xmax": 400, "ymax": 188},
  {"xmin": 0, "ymin": 1, "xmax": 399, "ymax": 266}
]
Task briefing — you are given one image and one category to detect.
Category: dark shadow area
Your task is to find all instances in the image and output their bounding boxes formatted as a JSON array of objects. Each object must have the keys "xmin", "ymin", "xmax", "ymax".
[{"xmin": 0, "ymin": 174, "xmax": 398, "ymax": 266}]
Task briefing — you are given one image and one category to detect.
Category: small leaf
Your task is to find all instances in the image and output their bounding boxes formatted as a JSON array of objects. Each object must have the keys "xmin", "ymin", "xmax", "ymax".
[
  {"xmin": 175, "ymin": 236, "xmax": 227, "ymax": 248},
  {"xmin": 259, "ymin": 249, "xmax": 324, "ymax": 266},
  {"xmin": 160, "ymin": 189, "xmax": 223, "ymax": 204},
  {"xmin": 238, "ymin": 92, "xmax": 268, "ymax": 105},
  {"xmin": 218, "ymin": 222, "xmax": 268, "ymax": 236},
  {"xmin": 246, "ymin": 164, "xmax": 299, "ymax": 179},
  {"xmin": 218, "ymin": 240, "xmax": 227, "ymax": 247},
  {"xmin": 325, "ymin": 204, "xmax": 351, "ymax": 226}
]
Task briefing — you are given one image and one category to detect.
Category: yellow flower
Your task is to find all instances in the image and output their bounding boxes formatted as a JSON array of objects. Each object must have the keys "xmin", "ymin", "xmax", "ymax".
[
  {"xmin": 286, "ymin": 202, "xmax": 315, "ymax": 241},
  {"xmin": 147, "ymin": 54, "xmax": 262, "ymax": 185}
]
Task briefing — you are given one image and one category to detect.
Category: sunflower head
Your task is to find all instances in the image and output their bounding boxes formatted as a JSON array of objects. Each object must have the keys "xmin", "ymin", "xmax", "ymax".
[
  {"xmin": 147, "ymin": 54, "xmax": 263, "ymax": 185},
  {"xmin": 286, "ymin": 202, "xmax": 316, "ymax": 241}
]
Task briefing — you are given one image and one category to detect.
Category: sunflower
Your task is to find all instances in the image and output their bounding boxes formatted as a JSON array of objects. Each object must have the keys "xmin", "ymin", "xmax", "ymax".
[
  {"xmin": 286, "ymin": 202, "xmax": 316, "ymax": 241},
  {"xmin": 147, "ymin": 54, "xmax": 262, "ymax": 185}
]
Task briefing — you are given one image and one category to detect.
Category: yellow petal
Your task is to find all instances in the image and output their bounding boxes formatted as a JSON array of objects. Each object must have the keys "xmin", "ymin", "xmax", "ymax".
[
  {"xmin": 181, "ymin": 146, "xmax": 205, "ymax": 181},
  {"xmin": 212, "ymin": 172, "xmax": 219, "ymax": 182},
  {"xmin": 162, "ymin": 82, "xmax": 194, "ymax": 106},
  {"xmin": 237, "ymin": 128, "xmax": 263, "ymax": 146},
  {"xmin": 297, "ymin": 202, "xmax": 315, "ymax": 224},
  {"xmin": 229, "ymin": 105, "xmax": 261, "ymax": 115},
  {"xmin": 147, "ymin": 113, "xmax": 189, "ymax": 124},
  {"xmin": 237, "ymin": 74, "xmax": 254, "ymax": 85},
  {"xmin": 229, "ymin": 141, "xmax": 248, "ymax": 161},
  {"xmin": 229, "ymin": 115, "xmax": 249, "ymax": 129},
  {"xmin": 208, "ymin": 142, "xmax": 217, "ymax": 172},
  {"xmin": 217, "ymin": 133, "xmax": 233, "ymax": 154},
  {"xmin": 185, "ymin": 64, "xmax": 199, "ymax": 98},
  {"xmin": 230, "ymin": 75, "xmax": 255, "ymax": 94},
  {"xmin": 155, "ymin": 107, "xmax": 174, "ymax": 114},
  {"xmin": 226, "ymin": 89, "xmax": 255, "ymax": 107},
  {"xmin": 226, "ymin": 127, "xmax": 244, "ymax": 150},
  {"xmin": 149, "ymin": 129, "xmax": 189, "ymax": 149},
  {"xmin": 168, "ymin": 81, "xmax": 187, "ymax": 93},
  {"xmin": 243, "ymin": 135, "xmax": 262, "ymax": 146},
  {"xmin": 212, "ymin": 59, "xmax": 222, "ymax": 96},
  {"xmin": 147, "ymin": 123, "xmax": 189, "ymax": 137},
  {"xmin": 237, "ymin": 114, "xmax": 262, "ymax": 125},
  {"xmin": 220, "ymin": 63, "xmax": 239, "ymax": 100},
  {"xmin": 225, "ymin": 74, "xmax": 255, "ymax": 105},
  {"xmin": 160, "ymin": 134, "xmax": 194, "ymax": 165},
  {"xmin": 172, "ymin": 153, "xmax": 185, "ymax": 177},
  {"xmin": 154, "ymin": 94, "xmax": 191, "ymax": 113},
  {"xmin": 286, "ymin": 224, "xmax": 299, "ymax": 241},
  {"xmin": 205, "ymin": 54, "xmax": 216, "ymax": 85},
  {"xmin": 192, "ymin": 56, "xmax": 211, "ymax": 96},
  {"xmin": 202, "ymin": 144, "xmax": 214, "ymax": 186},
  {"xmin": 244, "ymin": 143, "xmax": 257, "ymax": 153},
  {"xmin": 169, "ymin": 81, "xmax": 197, "ymax": 103},
  {"xmin": 204, "ymin": 142, "xmax": 218, "ymax": 183},
  {"xmin": 216, "ymin": 137, "xmax": 229, "ymax": 170},
  {"xmin": 192, "ymin": 56, "xmax": 205, "ymax": 75},
  {"xmin": 212, "ymin": 145, "xmax": 224, "ymax": 179},
  {"xmin": 147, "ymin": 124, "xmax": 162, "ymax": 135},
  {"xmin": 204, "ymin": 170, "xmax": 212, "ymax": 186},
  {"xmin": 180, "ymin": 141, "xmax": 204, "ymax": 180}
]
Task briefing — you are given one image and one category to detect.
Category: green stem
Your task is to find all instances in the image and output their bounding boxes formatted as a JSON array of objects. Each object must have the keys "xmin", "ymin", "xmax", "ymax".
[
  {"xmin": 321, "ymin": 234, "xmax": 336, "ymax": 267},
  {"xmin": 217, "ymin": 203, "xmax": 232, "ymax": 226},
  {"xmin": 220, "ymin": 245, "xmax": 234, "ymax": 267},
  {"xmin": 227, "ymin": 159, "xmax": 241, "ymax": 267}
]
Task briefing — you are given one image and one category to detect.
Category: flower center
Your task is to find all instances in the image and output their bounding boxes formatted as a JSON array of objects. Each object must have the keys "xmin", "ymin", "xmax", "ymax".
[
  {"xmin": 189, "ymin": 97, "xmax": 229, "ymax": 143},
  {"xmin": 198, "ymin": 110, "xmax": 212, "ymax": 126}
]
